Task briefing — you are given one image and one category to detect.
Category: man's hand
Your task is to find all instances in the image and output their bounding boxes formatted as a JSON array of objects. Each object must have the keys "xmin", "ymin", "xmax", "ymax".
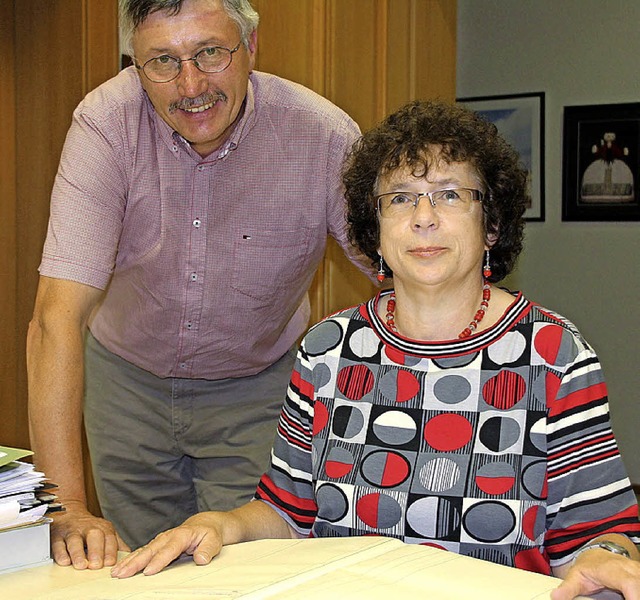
[
  {"xmin": 51, "ymin": 501, "xmax": 130, "ymax": 570},
  {"xmin": 110, "ymin": 512, "xmax": 224, "ymax": 579},
  {"xmin": 552, "ymin": 547, "xmax": 640, "ymax": 600}
]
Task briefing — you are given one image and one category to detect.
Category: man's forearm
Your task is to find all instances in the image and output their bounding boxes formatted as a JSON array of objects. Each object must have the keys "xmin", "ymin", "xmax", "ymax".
[{"xmin": 27, "ymin": 317, "xmax": 88, "ymax": 507}]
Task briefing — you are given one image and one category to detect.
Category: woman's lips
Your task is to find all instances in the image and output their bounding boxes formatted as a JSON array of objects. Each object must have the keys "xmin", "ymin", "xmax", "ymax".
[{"xmin": 408, "ymin": 246, "xmax": 446, "ymax": 256}]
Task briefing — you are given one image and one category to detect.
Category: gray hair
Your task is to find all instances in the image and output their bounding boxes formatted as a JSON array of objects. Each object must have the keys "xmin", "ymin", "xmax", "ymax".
[{"xmin": 119, "ymin": 0, "xmax": 259, "ymax": 57}]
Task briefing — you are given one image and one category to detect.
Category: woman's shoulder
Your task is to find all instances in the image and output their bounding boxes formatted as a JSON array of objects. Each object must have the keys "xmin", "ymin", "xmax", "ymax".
[
  {"xmin": 492, "ymin": 288, "xmax": 589, "ymax": 343},
  {"xmin": 302, "ymin": 303, "xmax": 368, "ymax": 348},
  {"xmin": 311, "ymin": 303, "xmax": 365, "ymax": 330},
  {"xmin": 512, "ymin": 294, "xmax": 595, "ymax": 356},
  {"xmin": 527, "ymin": 303, "xmax": 587, "ymax": 338}
]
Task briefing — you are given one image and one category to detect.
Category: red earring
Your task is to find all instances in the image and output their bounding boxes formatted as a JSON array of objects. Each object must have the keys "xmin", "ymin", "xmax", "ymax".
[
  {"xmin": 483, "ymin": 250, "xmax": 492, "ymax": 279},
  {"xmin": 377, "ymin": 256, "xmax": 386, "ymax": 282}
]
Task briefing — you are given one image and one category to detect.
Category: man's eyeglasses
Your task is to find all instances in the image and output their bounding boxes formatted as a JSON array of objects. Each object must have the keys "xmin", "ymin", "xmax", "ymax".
[
  {"xmin": 135, "ymin": 42, "xmax": 242, "ymax": 83},
  {"xmin": 376, "ymin": 188, "xmax": 485, "ymax": 217}
]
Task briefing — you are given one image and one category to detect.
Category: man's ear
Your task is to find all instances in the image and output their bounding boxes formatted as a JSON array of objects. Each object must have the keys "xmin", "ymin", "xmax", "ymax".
[{"xmin": 247, "ymin": 29, "xmax": 258, "ymax": 71}]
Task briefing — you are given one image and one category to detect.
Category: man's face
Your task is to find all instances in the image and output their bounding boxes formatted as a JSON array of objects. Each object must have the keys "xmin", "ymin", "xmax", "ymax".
[{"xmin": 132, "ymin": 0, "xmax": 256, "ymax": 157}]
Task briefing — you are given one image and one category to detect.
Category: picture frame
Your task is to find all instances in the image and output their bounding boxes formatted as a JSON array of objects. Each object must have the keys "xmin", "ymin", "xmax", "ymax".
[
  {"xmin": 562, "ymin": 102, "xmax": 640, "ymax": 221},
  {"xmin": 457, "ymin": 92, "xmax": 545, "ymax": 222}
]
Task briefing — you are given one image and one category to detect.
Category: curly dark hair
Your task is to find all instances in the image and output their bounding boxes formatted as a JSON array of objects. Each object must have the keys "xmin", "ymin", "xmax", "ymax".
[{"xmin": 343, "ymin": 99, "xmax": 529, "ymax": 283}]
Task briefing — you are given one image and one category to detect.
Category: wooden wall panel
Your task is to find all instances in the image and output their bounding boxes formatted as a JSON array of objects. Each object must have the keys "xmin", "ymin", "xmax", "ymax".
[
  {"xmin": 0, "ymin": 1, "xmax": 19, "ymax": 447},
  {"xmin": 413, "ymin": 0, "xmax": 457, "ymax": 101},
  {"xmin": 253, "ymin": 0, "xmax": 326, "ymax": 93},
  {"xmin": 15, "ymin": 5, "xmax": 85, "ymax": 398},
  {"xmin": 321, "ymin": 0, "xmax": 385, "ymax": 317},
  {"xmin": 85, "ymin": 2, "xmax": 120, "ymax": 92},
  {"xmin": 325, "ymin": 0, "xmax": 383, "ymax": 129},
  {"xmin": 385, "ymin": 0, "xmax": 416, "ymax": 114},
  {"xmin": 4, "ymin": 0, "xmax": 118, "ymax": 510}
]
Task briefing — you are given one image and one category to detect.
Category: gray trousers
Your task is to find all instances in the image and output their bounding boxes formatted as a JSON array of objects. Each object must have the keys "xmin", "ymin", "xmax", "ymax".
[{"xmin": 83, "ymin": 332, "xmax": 296, "ymax": 549}]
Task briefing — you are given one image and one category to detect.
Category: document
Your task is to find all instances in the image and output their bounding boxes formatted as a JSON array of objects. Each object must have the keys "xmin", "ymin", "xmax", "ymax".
[
  {"xmin": 1, "ymin": 536, "xmax": 568, "ymax": 599},
  {"xmin": 0, "ymin": 446, "xmax": 50, "ymax": 531}
]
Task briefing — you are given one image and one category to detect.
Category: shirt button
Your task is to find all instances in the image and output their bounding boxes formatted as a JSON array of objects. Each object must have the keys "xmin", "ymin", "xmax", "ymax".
[
  {"xmin": 197, "ymin": 165, "xmax": 204, "ymax": 172},
  {"xmin": 190, "ymin": 272, "xmax": 198, "ymax": 281},
  {"xmin": 179, "ymin": 362, "xmax": 187, "ymax": 369},
  {"xmin": 193, "ymin": 219, "xmax": 201, "ymax": 228},
  {"xmin": 185, "ymin": 322, "xmax": 193, "ymax": 330}
]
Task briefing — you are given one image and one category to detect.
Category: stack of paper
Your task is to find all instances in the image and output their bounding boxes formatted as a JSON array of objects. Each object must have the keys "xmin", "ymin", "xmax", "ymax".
[{"xmin": 0, "ymin": 445, "xmax": 55, "ymax": 574}]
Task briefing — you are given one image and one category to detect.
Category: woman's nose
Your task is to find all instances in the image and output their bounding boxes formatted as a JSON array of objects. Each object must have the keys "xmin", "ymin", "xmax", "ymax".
[{"xmin": 411, "ymin": 195, "xmax": 439, "ymax": 228}]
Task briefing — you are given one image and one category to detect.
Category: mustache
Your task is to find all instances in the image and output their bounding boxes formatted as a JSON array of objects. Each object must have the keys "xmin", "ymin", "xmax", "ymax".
[{"xmin": 169, "ymin": 91, "xmax": 227, "ymax": 113}]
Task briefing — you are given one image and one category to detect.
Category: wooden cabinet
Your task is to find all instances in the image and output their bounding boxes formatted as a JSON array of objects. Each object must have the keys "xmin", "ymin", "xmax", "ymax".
[{"xmin": 0, "ymin": 0, "xmax": 455, "ymax": 514}]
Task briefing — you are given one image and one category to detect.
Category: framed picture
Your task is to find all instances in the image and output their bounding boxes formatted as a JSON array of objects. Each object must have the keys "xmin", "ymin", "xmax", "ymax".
[
  {"xmin": 562, "ymin": 102, "xmax": 640, "ymax": 221},
  {"xmin": 457, "ymin": 92, "xmax": 545, "ymax": 222}
]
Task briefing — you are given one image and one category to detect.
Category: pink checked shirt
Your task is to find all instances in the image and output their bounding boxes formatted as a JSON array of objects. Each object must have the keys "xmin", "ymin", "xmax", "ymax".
[{"xmin": 40, "ymin": 68, "xmax": 367, "ymax": 379}]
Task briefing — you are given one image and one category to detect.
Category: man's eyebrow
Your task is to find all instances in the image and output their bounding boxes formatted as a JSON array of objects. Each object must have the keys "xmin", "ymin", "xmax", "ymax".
[{"xmin": 144, "ymin": 38, "xmax": 229, "ymax": 56}]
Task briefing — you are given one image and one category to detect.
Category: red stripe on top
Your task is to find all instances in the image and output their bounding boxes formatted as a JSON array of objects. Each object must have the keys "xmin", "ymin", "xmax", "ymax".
[
  {"xmin": 256, "ymin": 474, "xmax": 318, "ymax": 526},
  {"xmin": 548, "ymin": 433, "xmax": 615, "ymax": 462},
  {"xmin": 546, "ymin": 505, "xmax": 640, "ymax": 555},
  {"xmin": 280, "ymin": 410, "xmax": 308, "ymax": 438},
  {"xmin": 548, "ymin": 449, "xmax": 620, "ymax": 478},
  {"xmin": 548, "ymin": 382, "xmax": 608, "ymax": 417},
  {"xmin": 290, "ymin": 368, "xmax": 315, "ymax": 400}
]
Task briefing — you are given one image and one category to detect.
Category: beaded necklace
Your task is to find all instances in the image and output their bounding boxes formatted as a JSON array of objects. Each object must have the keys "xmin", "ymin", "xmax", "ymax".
[{"xmin": 384, "ymin": 282, "xmax": 491, "ymax": 339}]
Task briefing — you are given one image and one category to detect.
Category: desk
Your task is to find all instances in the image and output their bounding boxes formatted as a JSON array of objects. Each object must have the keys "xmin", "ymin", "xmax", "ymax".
[{"xmin": 0, "ymin": 536, "xmax": 598, "ymax": 599}]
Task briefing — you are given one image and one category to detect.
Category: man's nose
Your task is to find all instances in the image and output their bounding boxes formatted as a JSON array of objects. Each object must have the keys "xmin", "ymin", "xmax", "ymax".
[{"xmin": 175, "ymin": 60, "xmax": 209, "ymax": 97}]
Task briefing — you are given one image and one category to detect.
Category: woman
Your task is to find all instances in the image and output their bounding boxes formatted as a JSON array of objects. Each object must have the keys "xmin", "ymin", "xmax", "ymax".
[{"xmin": 112, "ymin": 100, "xmax": 640, "ymax": 599}]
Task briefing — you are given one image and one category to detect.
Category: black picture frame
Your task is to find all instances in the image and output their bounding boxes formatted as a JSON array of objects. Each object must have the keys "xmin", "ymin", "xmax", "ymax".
[
  {"xmin": 457, "ymin": 92, "xmax": 545, "ymax": 222},
  {"xmin": 562, "ymin": 102, "xmax": 640, "ymax": 221}
]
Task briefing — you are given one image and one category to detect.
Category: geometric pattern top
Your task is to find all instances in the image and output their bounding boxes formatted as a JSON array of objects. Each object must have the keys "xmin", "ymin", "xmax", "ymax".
[{"xmin": 256, "ymin": 290, "xmax": 640, "ymax": 574}]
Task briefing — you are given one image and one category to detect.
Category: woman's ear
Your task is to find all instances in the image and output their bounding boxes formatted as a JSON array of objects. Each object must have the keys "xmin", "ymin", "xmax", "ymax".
[{"xmin": 485, "ymin": 231, "xmax": 498, "ymax": 249}]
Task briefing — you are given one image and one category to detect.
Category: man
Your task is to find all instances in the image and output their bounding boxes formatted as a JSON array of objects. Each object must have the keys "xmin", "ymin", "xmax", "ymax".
[{"xmin": 27, "ymin": 0, "xmax": 369, "ymax": 570}]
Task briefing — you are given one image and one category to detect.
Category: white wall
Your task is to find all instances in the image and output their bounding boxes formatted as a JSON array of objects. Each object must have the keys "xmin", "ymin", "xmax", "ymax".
[{"xmin": 457, "ymin": 0, "xmax": 640, "ymax": 483}]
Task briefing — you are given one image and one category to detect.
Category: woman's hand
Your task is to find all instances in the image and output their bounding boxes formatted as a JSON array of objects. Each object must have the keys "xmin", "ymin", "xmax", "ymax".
[
  {"xmin": 552, "ymin": 544, "xmax": 640, "ymax": 600},
  {"xmin": 110, "ymin": 512, "xmax": 224, "ymax": 578}
]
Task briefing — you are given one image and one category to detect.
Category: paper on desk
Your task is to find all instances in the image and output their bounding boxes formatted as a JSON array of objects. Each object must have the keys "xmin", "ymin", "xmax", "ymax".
[
  {"xmin": 0, "ymin": 500, "xmax": 20, "ymax": 525},
  {"xmin": 1, "ymin": 536, "xmax": 566, "ymax": 600},
  {"xmin": 0, "ymin": 501, "xmax": 48, "ymax": 532},
  {"xmin": 0, "ymin": 460, "xmax": 41, "ymax": 482},
  {"xmin": 0, "ymin": 461, "xmax": 46, "ymax": 496},
  {"xmin": 239, "ymin": 538, "xmax": 561, "ymax": 600}
]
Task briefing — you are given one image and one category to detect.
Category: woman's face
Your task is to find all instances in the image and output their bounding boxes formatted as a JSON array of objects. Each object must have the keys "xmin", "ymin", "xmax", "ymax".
[{"xmin": 376, "ymin": 158, "xmax": 492, "ymax": 292}]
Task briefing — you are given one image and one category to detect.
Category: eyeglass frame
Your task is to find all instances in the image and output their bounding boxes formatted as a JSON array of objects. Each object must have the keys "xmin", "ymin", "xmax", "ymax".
[
  {"xmin": 134, "ymin": 41, "xmax": 243, "ymax": 83},
  {"xmin": 375, "ymin": 187, "xmax": 486, "ymax": 217}
]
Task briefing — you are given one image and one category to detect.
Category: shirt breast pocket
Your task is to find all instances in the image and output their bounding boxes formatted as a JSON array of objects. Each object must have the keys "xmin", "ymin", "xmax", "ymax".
[{"xmin": 230, "ymin": 226, "xmax": 315, "ymax": 302}]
